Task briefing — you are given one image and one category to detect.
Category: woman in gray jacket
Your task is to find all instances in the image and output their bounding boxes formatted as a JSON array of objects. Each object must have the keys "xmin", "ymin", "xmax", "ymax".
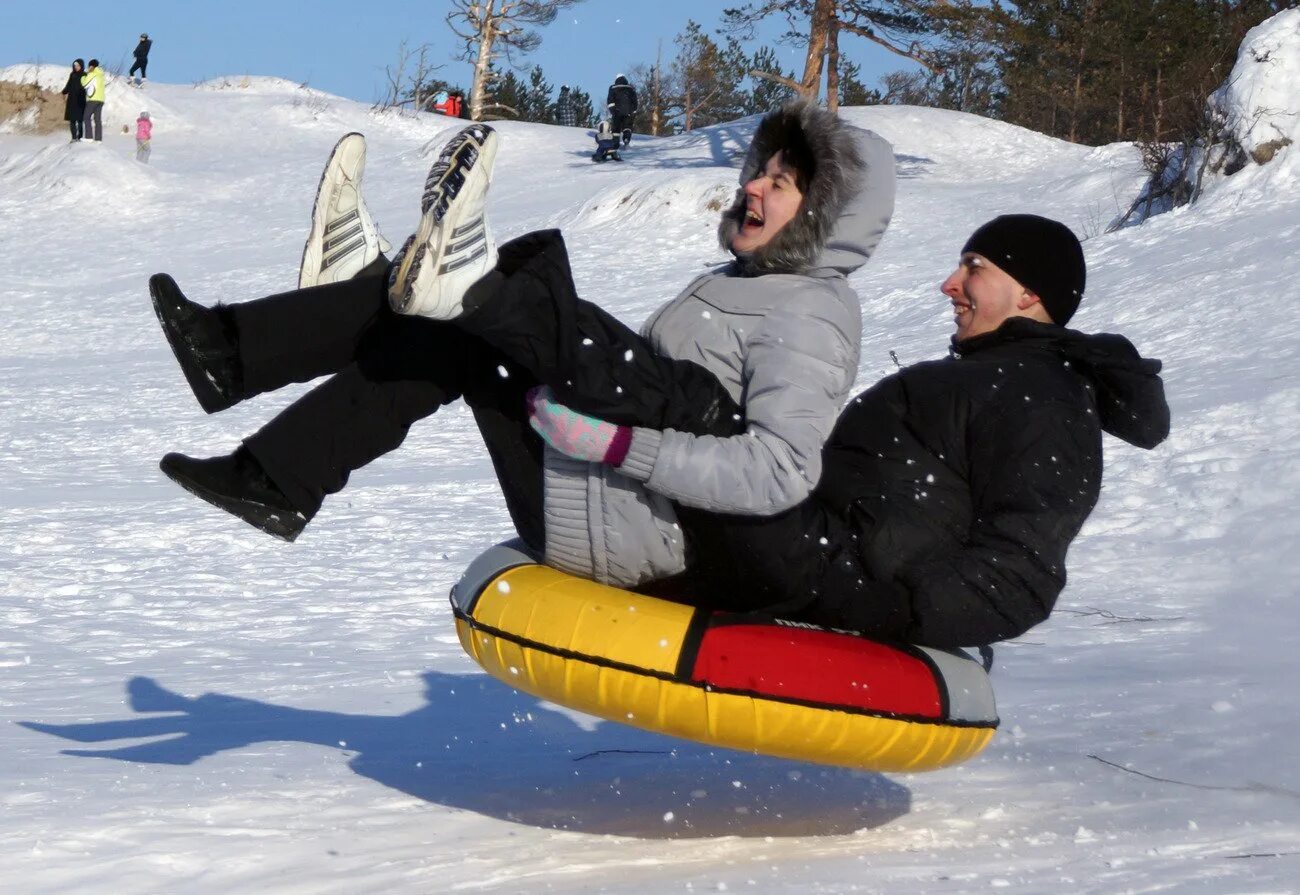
[{"xmin": 150, "ymin": 104, "xmax": 896, "ymax": 589}]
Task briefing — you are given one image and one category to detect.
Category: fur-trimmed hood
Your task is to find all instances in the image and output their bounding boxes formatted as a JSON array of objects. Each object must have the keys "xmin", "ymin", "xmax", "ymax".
[{"xmin": 718, "ymin": 101, "xmax": 895, "ymax": 277}]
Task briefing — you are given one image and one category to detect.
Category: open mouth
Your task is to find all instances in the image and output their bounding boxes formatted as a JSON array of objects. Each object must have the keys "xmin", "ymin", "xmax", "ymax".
[{"xmin": 743, "ymin": 208, "xmax": 765, "ymax": 229}]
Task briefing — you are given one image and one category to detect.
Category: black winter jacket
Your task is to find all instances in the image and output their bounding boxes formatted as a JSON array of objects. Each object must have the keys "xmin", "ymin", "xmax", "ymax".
[
  {"xmin": 61, "ymin": 69, "xmax": 86, "ymax": 120},
  {"xmin": 606, "ymin": 80, "xmax": 637, "ymax": 116},
  {"xmin": 134, "ymin": 38, "xmax": 152, "ymax": 61},
  {"xmin": 680, "ymin": 318, "xmax": 1169, "ymax": 648}
]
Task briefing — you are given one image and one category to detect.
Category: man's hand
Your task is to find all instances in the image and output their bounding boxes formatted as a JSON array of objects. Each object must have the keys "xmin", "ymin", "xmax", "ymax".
[{"xmin": 527, "ymin": 386, "xmax": 632, "ymax": 466}]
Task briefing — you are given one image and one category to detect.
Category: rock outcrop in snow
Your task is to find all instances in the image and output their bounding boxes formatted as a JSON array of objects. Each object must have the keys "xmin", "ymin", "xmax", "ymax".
[
  {"xmin": 1211, "ymin": 8, "xmax": 1300, "ymax": 169},
  {"xmin": 1119, "ymin": 8, "xmax": 1299, "ymax": 225}
]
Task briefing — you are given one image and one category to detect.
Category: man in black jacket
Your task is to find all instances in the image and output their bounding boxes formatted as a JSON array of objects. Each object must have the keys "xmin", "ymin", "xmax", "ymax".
[
  {"xmin": 605, "ymin": 74, "xmax": 637, "ymax": 147},
  {"xmin": 634, "ymin": 214, "xmax": 1171, "ymax": 649}
]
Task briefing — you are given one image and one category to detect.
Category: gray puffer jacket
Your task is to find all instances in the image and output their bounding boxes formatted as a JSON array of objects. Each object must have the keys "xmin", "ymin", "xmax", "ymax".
[{"xmin": 544, "ymin": 105, "xmax": 897, "ymax": 587}]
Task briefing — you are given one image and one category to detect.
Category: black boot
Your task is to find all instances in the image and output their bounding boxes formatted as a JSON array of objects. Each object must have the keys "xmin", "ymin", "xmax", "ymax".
[
  {"xmin": 160, "ymin": 447, "xmax": 308, "ymax": 541},
  {"xmin": 149, "ymin": 273, "xmax": 243, "ymax": 414}
]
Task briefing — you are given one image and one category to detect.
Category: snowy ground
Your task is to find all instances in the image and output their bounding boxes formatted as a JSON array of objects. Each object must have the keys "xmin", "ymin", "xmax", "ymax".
[{"xmin": 2, "ymin": 68, "xmax": 1298, "ymax": 893}]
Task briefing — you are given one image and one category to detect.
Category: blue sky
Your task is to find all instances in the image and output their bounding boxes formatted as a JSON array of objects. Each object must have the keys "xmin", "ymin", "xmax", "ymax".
[{"xmin": 1, "ymin": 1, "xmax": 915, "ymax": 105}]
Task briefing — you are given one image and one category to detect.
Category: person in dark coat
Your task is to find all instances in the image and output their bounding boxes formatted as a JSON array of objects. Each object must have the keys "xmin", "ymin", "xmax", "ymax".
[
  {"xmin": 537, "ymin": 214, "xmax": 1170, "ymax": 649},
  {"xmin": 554, "ymin": 84, "xmax": 577, "ymax": 127},
  {"xmin": 605, "ymin": 74, "xmax": 637, "ymax": 146},
  {"xmin": 129, "ymin": 33, "xmax": 152, "ymax": 86},
  {"xmin": 60, "ymin": 59, "xmax": 87, "ymax": 141}
]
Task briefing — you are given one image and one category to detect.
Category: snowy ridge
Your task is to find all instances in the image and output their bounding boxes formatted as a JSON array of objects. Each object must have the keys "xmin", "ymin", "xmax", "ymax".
[
  {"xmin": 0, "ymin": 138, "xmax": 159, "ymax": 197},
  {"xmin": 559, "ymin": 172, "xmax": 735, "ymax": 233},
  {"xmin": 2, "ymin": 49, "xmax": 1299, "ymax": 894}
]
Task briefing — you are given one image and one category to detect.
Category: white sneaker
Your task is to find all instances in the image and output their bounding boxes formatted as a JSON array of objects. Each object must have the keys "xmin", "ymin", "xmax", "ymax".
[
  {"xmin": 387, "ymin": 123, "xmax": 498, "ymax": 319},
  {"xmin": 298, "ymin": 132, "xmax": 392, "ymax": 289}
]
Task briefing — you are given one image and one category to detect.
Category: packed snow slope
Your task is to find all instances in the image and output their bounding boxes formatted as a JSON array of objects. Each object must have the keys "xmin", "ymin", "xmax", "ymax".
[{"xmin": 1, "ymin": 71, "xmax": 1297, "ymax": 894}]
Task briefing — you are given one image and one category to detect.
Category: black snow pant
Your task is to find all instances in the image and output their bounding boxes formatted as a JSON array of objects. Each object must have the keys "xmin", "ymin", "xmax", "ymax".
[
  {"xmin": 68, "ymin": 109, "xmax": 84, "ymax": 141},
  {"xmin": 611, "ymin": 113, "xmax": 633, "ymax": 145},
  {"xmin": 223, "ymin": 228, "xmax": 917, "ymax": 635},
  {"xmin": 231, "ymin": 229, "xmax": 740, "ymax": 553},
  {"xmin": 130, "ymin": 58, "xmax": 148, "ymax": 79}
]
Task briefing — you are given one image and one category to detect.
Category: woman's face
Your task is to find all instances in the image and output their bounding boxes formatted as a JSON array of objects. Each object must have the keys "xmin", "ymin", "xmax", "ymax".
[
  {"xmin": 729, "ymin": 150, "xmax": 804, "ymax": 254},
  {"xmin": 73, "ymin": 61, "xmax": 83, "ymax": 71}
]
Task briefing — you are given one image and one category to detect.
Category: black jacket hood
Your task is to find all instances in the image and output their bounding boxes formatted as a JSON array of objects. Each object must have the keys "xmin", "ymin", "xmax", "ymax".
[{"xmin": 955, "ymin": 318, "xmax": 1170, "ymax": 449}]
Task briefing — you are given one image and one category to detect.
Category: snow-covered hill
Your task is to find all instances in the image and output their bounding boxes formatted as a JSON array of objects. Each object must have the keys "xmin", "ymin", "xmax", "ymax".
[{"xmin": 1, "ymin": 56, "xmax": 1297, "ymax": 894}]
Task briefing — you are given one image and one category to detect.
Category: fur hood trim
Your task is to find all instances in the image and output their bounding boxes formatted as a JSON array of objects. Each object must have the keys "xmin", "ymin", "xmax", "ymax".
[{"xmin": 718, "ymin": 101, "xmax": 866, "ymax": 276}]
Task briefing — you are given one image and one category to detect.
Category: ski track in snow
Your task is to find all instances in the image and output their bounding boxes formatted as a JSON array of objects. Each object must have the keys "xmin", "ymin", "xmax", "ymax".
[{"xmin": 1, "ymin": 69, "xmax": 1298, "ymax": 893}]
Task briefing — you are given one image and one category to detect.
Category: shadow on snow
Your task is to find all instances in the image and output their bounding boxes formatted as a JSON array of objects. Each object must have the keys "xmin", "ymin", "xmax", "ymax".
[{"xmin": 20, "ymin": 671, "xmax": 911, "ymax": 840}]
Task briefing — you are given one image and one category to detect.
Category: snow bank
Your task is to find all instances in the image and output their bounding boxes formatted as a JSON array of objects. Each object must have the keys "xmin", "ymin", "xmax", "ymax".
[
  {"xmin": 1114, "ymin": 8, "xmax": 1299, "ymax": 224},
  {"xmin": 0, "ymin": 139, "xmax": 158, "ymax": 197},
  {"xmin": 562, "ymin": 173, "xmax": 734, "ymax": 233},
  {"xmin": 193, "ymin": 74, "xmax": 328, "ymax": 97},
  {"xmin": 1211, "ymin": 8, "xmax": 1300, "ymax": 166},
  {"xmin": 0, "ymin": 62, "xmax": 73, "ymax": 93}
]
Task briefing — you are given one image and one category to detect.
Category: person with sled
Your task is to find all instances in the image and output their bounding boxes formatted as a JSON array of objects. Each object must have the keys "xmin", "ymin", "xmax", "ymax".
[
  {"xmin": 60, "ymin": 59, "xmax": 87, "ymax": 142},
  {"xmin": 130, "ymin": 34, "xmax": 151, "ymax": 87},
  {"xmin": 149, "ymin": 102, "xmax": 896, "ymax": 595},
  {"xmin": 592, "ymin": 117, "xmax": 622, "ymax": 162},
  {"xmin": 431, "ymin": 90, "xmax": 462, "ymax": 118},
  {"xmin": 554, "ymin": 85, "xmax": 578, "ymax": 127},
  {"xmin": 80, "ymin": 59, "xmax": 106, "ymax": 142},
  {"xmin": 530, "ymin": 215, "xmax": 1171, "ymax": 648},
  {"xmin": 605, "ymin": 74, "xmax": 637, "ymax": 147}
]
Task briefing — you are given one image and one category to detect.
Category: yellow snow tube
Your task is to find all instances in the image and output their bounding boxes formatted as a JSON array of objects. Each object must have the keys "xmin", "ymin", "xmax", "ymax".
[{"xmin": 451, "ymin": 543, "xmax": 998, "ymax": 772}]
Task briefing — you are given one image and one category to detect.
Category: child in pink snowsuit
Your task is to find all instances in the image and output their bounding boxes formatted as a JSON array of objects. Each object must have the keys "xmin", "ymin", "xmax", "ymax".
[{"xmin": 135, "ymin": 111, "xmax": 152, "ymax": 163}]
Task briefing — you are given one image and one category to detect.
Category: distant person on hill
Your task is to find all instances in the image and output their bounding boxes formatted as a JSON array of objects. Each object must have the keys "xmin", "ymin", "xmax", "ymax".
[
  {"xmin": 430, "ymin": 90, "xmax": 463, "ymax": 118},
  {"xmin": 130, "ymin": 33, "xmax": 152, "ymax": 87},
  {"xmin": 146, "ymin": 103, "xmax": 897, "ymax": 594},
  {"xmin": 554, "ymin": 84, "xmax": 577, "ymax": 127},
  {"xmin": 606, "ymin": 74, "xmax": 637, "ymax": 147},
  {"xmin": 135, "ymin": 111, "xmax": 152, "ymax": 163},
  {"xmin": 60, "ymin": 59, "xmax": 87, "ymax": 142},
  {"xmin": 592, "ymin": 116, "xmax": 621, "ymax": 162},
  {"xmin": 81, "ymin": 59, "xmax": 105, "ymax": 142}
]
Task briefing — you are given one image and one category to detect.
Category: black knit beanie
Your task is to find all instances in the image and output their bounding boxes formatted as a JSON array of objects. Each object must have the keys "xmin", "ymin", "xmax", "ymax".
[{"xmin": 962, "ymin": 214, "xmax": 1086, "ymax": 325}]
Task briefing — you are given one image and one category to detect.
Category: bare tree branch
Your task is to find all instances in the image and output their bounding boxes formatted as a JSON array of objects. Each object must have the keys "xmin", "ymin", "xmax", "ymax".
[
  {"xmin": 748, "ymin": 67, "xmax": 804, "ymax": 93},
  {"xmin": 837, "ymin": 20, "xmax": 944, "ymax": 72}
]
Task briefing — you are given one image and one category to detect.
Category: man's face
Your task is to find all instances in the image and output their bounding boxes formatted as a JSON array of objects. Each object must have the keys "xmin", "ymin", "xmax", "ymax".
[
  {"xmin": 940, "ymin": 252, "xmax": 1032, "ymax": 341},
  {"xmin": 730, "ymin": 151, "xmax": 804, "ymax": 254}
]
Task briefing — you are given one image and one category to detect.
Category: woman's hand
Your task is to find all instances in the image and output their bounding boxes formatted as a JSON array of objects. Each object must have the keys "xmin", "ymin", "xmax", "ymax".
[{"xmin": 526, "ymin": 386, "xmax": 632, "ymax": 466}]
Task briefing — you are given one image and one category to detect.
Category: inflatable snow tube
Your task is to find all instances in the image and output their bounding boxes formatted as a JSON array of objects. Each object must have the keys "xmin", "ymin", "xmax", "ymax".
[{"xmin": 450, "ymin": 542, "xmax": 998, "ymax": 772}]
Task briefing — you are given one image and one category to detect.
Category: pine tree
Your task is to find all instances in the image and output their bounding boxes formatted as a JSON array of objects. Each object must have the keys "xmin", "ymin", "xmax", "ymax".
[
  {"xmin": 746, "ymin": 45, "xmax": 796, "ymax": 114},
  {"xmin": 669, "ymin": 21, "xmax": 749, "ymax": 130},
  {"xmin": 630, "ymin": 47, "xmax": 673, "ymax": 136},
  {"xmin": 521, "ymin": 65, "xmax": 554, "ymax": 122},
  {"xmin": 837, "ymin": 59, "xmax": 876, "ymax": 107},
  {"xmin": 568, "ymin": 86, "xmax": 596, "ymax": 128},
  {"xmin": 988, "ymin": 0, "xmax": 1276, "ymax": 145},
  {"xmin": 723, "ymin": 0, "xmax": 941, "ymax": 103},
  {"xmin": 489, "ymin": 69, "xmax": 527, "ymax": 121}
]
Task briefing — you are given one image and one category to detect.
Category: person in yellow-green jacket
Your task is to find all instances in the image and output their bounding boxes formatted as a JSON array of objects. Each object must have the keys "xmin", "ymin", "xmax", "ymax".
[{"xmin": 81, "ymin": 59, "xmax": 106, "ymax": 142}]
